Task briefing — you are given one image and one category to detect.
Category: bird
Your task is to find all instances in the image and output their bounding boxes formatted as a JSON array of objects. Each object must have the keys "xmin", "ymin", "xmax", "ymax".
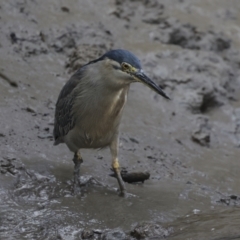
[{"xmin": 53, "ymin": 49, "xmax": 170, "ymax": 196}]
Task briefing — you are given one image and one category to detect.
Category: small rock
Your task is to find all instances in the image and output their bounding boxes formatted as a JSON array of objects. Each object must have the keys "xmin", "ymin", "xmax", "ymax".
[
  {"xmin": 101, "ymin": 228, "xmax": 126, "ymax": 240},
  {"xmin": 61, "ymin": 6, "xmax": 70, "ymax": 12},
  {"xmin": 129, "ymin": 137, "xmax": 139, "ymax": 144},
  {"xmin": 10, "ymin": 32, "xmax": 18, "ymax": 44},
  {"xmin": 217, "ymin": 195, "xmax": 240, "ymax": 206},
  {"xmin": 34, "ymin": 172, "xmax": 50, "ymax": 182},
  {"xmin": 175, "ymin": 138, "xmax": 182, "ymax": 144},
  {"xmin": 44, "ymin": 127, "xmax": 49, "ymax": 132},
  {"xmin": 81, "ymin": 229, "xmax": 94, "ymax": 239},
  {"xmin": 130, "ymin": 221, "xmax": 172, "ymax": 239},
  {"xmin": 25, "ymin": 107, "xmax": 36, "ymax": 114},
  {"xmin": 38, "ymin": 133, "xmax": 53, "ymax": 139},
  {"xmin": 110, "ymin": 169, "xmax": 150, "ymax": 183},
  {"xmin": 7, "ymin": 167, "xmax": 17, "ymax": 175},
  {"xmin": 93, "ymin": 229, "xmax": 102, "ymax": 234},
  {"xmin": 192, "ymin": 131, "xmax": 210, "ymax": 146},
  {"xmin": 193, "ymin": 209, "xmax": 200, "ymax": 214},
  {"xmin": 191, "ymin": 117, "xmax": 211, "ymax": 147},
  {"xmin": 0, "ymin": 169, "xmax": 7, "ymax": 174}
]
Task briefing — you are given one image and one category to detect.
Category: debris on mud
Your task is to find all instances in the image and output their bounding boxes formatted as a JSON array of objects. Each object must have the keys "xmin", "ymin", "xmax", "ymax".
[
  {"xmin": 77, "ymin": 224, "xmax": 173, "ymax": 240},
  {"xmin": 80, "ymin": 228, "xmax": 127, "ymax": 240},
  {"xmin": 113, "ymin": 0, "xmax": 165, "ymax": 24},
  {"xmin": 150, "ymin": 49, "xmax": 238, "ymax": 113},
  {"xmin": 0, "ymin": 157, "xmax": 23, "ymax": 176},
  {"xmin": 232, "ymin": 108, "xmax": 240, "ymax": 147},
  {"xmin": 153, "ymin": 20, "xmax": 231, "ymax": 52},
  {"xmin": 101, "ymin": 228, "xmax": 127, "ymax": 240},
  {"xmin": 9, "ymin": 23, "xmax": 114, "ymax": 61},
  {"xmin": 110, "ymin": 168, "xmax": 150, "ymax": 183},
  {"xmin": 61, "ymin": 6, "xmax": 70, "ymax": 13},
  {"xmin": 130, "ymin": 221, "xmax": 173, "ymax": 239},
  {"xmin": 0, "ymin": 72, "xmax": 18, "ymax": 87},
  {"xmin": 81, "ymin": 229, "xmax": 95, "ymax": 239},
  {"xmin": 23, "ymin": 106, "xmax": 37, "ymax": 114},
  {"xmin": 191, "ymin": 116, "xmax": 211, "ymax": 147},
  {"xmin": 114, "ymin": 0, "xmax": 231, "ymax": 52},
  {"xmin": 217, "ymin": 195, "xmax": 240, "ymax": 206},
  {"xmin": 183, "ymin": 88, "xmax": 220, "ymax": 114}
]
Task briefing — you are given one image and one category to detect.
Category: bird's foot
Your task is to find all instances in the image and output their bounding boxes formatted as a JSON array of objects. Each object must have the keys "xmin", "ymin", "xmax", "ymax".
[
  {"xmin": 118, "ymin": 189, "xmax": 127, "ymax": 197},
  {"xmin": 71, "ymin": 151, "xmax": 83, "ymax": 195},
  {"xmin": 71, "ymin": 177, "xmax": 81, "ymax": 195},
  {"xmin": 72, "ymin": 185, "xmax": 81, "ymax": 195},
  {"xmin": 117, "ymin": 189, "xmax": 136, "ymax": 198}
]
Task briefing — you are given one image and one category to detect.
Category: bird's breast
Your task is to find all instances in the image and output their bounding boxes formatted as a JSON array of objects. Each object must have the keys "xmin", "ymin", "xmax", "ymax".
[
  {"xmin": 70, "ymin": 86, "xmax": 129, "ymax": 149},
  {"xmin": 107, "ymin": 88, "xmax": 127, "ymax": 118}
]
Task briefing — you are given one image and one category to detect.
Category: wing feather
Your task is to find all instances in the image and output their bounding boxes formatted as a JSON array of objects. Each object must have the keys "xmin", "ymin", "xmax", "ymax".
[{"xmin": 53, "ymin": 68, "xmax": 85, "ymax": 144}]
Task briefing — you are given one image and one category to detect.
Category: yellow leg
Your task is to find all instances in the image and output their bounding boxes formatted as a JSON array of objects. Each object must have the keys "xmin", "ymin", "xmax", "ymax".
[
  {"xmin": 110, "ymin": 135, "xmax": 126, "ymax": 196},
  {"xmin": 112, "ymin": 158, "xmax": 120, "ymax": 169}
]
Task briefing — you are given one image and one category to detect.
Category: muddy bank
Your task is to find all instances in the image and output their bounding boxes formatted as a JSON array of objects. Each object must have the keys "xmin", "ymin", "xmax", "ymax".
[{"xmin": 1, "ymin": 0, "xmax": 240, "ymax": 239}]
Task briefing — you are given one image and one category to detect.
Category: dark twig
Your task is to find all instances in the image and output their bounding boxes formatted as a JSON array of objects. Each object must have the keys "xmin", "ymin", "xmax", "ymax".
[
  {"xmin": 110, "ymin": 168, "xmax": 150, "ymax": 183},
  {"xmin": 0, "ymin": 72, "xmax": 18, "ymax": 87}
]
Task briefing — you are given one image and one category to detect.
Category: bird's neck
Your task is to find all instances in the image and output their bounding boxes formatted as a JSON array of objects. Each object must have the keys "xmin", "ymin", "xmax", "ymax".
[{"xmin": 105, "ymin": 86, "xmax": 129, "ymax": 116}]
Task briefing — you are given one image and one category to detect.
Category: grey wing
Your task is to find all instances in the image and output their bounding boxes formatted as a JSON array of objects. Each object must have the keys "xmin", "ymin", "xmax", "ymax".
[{"xmin": 53, "ymin": 68, "xmax": 85, "ymax": 145}]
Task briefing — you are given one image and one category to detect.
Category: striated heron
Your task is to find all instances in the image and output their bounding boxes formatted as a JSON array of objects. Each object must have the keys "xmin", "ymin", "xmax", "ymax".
[{"xmin": 53, "ymin": 49, "xmax": 170, "ymax": 196}]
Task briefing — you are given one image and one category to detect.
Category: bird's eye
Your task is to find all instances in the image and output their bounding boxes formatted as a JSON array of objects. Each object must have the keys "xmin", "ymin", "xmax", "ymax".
[{"xmin": 121, "ymin": 62, "xmax": 131, "ymax": 72}]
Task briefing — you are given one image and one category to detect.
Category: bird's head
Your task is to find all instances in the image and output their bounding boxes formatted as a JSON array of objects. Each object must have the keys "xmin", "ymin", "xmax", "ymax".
[{"xmin": 89, "ymin": 49, "xmax": 170, "ymax": 100}]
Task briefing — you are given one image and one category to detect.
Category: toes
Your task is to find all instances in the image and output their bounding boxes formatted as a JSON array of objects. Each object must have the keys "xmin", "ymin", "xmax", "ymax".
[{"xmin": 72, "ymin": 183, "xmax": 81, "ymax": 195}]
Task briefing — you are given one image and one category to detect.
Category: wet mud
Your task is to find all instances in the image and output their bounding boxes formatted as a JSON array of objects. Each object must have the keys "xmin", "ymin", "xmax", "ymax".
[{"xmin": 1, "ymin": 0, "xmax": 240, "ymax": 239}]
